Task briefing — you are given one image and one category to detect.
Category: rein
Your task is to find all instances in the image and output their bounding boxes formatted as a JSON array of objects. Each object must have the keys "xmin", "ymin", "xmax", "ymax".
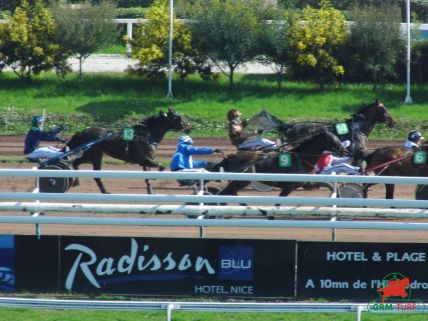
[{"xmin": 365, "ymin": 153, "xmax": 412, "ymax": 174}]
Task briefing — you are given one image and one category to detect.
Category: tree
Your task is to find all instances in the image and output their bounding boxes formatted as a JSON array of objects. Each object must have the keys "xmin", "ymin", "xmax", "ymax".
[
  {"xmin": 288, "ymin": 0, "xmax": 346, "ymax": 89},
  {"xmin": 259, "ymin": 10, "xmax": 294, "ymax": 88},
  {"xmin": 0, "ymin": 0, "xmax": 70, "ymax": 81},
  {"xmin": 186, "ymin": 0, "xmax": 262, "ymax": 86},
  {"xmin": 346, "ymin": 2, "xmax": 403, "ymax": 90},
  {"xmin": 50, "ymin": 0, "xmax": 118, "ymax": 79},
  {"xmin": 125, "ymin": 0, "xmax": 193, "ymax": 80}
]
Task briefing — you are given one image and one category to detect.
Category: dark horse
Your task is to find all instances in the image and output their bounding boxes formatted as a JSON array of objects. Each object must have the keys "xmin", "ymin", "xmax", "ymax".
[
  {"xmin": 282, "ymin": 100, "xmax": 396, "ymax": 160},
  {"xmin": 215, "ymin": 129, "xmax": 347, "ymax": 198},
  {"xmin": 65, "ymin": 108, "xmax": 191, "ymax": 194},
  {"xmin": 362, "ymin": 144, "xmax": 428, "ymax": 199}
]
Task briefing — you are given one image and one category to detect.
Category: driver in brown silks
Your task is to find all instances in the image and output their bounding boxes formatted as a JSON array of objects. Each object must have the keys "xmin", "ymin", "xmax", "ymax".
[
  {"xmin": 227, "ymin": 109, "xmax": 277, "ymax": 151},
  {"xmin": 227, "ymin": 109, "xmax": 250, "ymax": 147}
]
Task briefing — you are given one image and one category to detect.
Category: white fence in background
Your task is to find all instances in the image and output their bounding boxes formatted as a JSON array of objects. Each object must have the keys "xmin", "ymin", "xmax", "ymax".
[{"xmin": 114, "ymin": 20, "xmax": 428, "ymax": 54}]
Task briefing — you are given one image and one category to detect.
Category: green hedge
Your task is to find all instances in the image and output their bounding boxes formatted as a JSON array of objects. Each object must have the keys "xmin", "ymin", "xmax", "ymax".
[{"xmin": 116, "ymin": 7, "xmax": 146, "ymax": 18}]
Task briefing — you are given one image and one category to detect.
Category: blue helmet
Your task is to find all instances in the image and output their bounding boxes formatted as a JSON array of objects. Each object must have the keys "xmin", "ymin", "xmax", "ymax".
[
  {"xmin": 31, "ymin": 115, "xmax": 45, "ymax": 127},
  {"xmin": 178, "ymin": 135, "xmax": 193, "ymax": 145}
]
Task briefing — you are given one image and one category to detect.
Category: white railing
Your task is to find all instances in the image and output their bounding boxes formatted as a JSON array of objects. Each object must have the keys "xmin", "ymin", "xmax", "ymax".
[
  {"xmin": 1, "ymin": 297, "xmax": 426, "ymax": 321},
  {"xmin": 1, "ymin": 168, "xmax": 428, "ymax": 239},
  {"xmin": 1, "ymin": 169, "xmax": 427, "ymax": 319},
  {"xmin": 1, "ymin": 168, "xmax": 428, "ymax": 215},
  {"xmin": 0, "ymin": 297, "xmax": 370, "ymax": 321}
]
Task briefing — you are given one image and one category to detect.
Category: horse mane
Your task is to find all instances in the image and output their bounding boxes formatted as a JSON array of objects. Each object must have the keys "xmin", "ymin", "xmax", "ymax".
[
  {"xmin": 348, "ymin": 102, "xmax": 376, "ymax": 122},
  {"xmin": 140, "ymin": 114, "xmax": 162, "ymax": 126},
  {"xmin": 291, "ymin": 130, "xmax": 326, "ymax": 153}
]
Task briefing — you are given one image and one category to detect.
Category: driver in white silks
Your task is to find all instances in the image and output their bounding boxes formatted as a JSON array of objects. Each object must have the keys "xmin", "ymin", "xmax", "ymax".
[
  {"xmin": 315, "ymin": 140, "xmax": 361, "ymax": 175},
  {"xmin": 227, "ymin": 109, "xmax": 277, "ymax": 151}
]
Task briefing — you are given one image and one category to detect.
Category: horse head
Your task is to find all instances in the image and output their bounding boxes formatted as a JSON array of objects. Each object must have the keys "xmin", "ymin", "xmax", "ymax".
[
  {"xmin": 164, "ymin": 108, "xmax": 192, "ymax": 134},
  {"xmin": 353, "ymin": 100, "xmax": 396, "ymax": 128}
]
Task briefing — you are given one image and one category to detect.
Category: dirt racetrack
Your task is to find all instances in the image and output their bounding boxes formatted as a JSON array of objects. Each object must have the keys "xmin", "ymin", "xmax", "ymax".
[{"xmin": 1, "ymin": 135, "xmax": 427, "ymax": 243}]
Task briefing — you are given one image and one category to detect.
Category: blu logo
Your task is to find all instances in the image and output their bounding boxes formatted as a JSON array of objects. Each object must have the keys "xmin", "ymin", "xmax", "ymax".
[{"xmin": 219, "ymin": 246, "xmax": 253, "ymax": 280}]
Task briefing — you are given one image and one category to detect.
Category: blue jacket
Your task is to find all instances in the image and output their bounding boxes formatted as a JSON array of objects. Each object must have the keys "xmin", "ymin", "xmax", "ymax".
[
  {"xmin": 170, "ymin": 143, "xmax": 216, "ymax": 171},
  {"xmin": 23, "ymin": 127, "xmax": 63, "ymax": 154}
]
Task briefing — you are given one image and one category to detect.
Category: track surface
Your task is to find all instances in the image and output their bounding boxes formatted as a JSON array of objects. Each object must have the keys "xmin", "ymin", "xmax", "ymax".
[{"xmin": 1, "ymin": 135, "xmax": 426, "ymax": 242}]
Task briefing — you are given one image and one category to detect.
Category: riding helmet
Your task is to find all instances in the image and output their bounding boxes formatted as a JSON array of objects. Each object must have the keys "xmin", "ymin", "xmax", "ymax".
[
  {"xmin": 178, "ymin": 135, "xmax": 193, "ymax": 145},
  {"xmin": 31, "ymin": 115, "xmax": 45, "ymax": 127},
  {"xmin": 408, "ymin": 130, "xmax": 424, "ymax": 142}
]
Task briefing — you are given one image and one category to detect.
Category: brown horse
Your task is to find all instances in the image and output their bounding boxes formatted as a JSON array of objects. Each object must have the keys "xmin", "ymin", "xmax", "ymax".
[
  {"xmin": 282, "ymin": 100, "xmax": 396, "ymax": 160},
  {"xmin": 65, "ymin": 108, "xmax": 192, "ymax": 194},
  {"xmin": 215, "ymin": 129, "xmax": 347, "ymax": 198},
  {"xmin": 363, "ymin": 144, "xmax": 428, "ymax": 199}
]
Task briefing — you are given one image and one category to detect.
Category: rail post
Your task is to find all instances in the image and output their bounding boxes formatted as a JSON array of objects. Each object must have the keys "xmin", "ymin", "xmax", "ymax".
[
  {"xmin": 355, "ymin": 304, "xmax": 363, "ymax": 321},
  {"xmin": 331, "ymin": 172, "xmax": 337, "ymax": 241},
  {"xmin": 166, "ymin": 303, "xmax": 180, "ymax": 321},
  {"xmin": 31, "ymin": 166, "xmax": 42, "ymax": 239}
]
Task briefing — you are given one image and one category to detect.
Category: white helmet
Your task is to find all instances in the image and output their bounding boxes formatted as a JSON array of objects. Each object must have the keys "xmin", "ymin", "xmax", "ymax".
[
  {"xmin": 341, "ymin": 140, "xmax": 351, "ymax": 148},
  {"xmin": 408, "ymin": 130, "xmax": 424, "ymax": 142},
  {"xmin": 178, "ymin": 135, "xmax": 193, "ymax": 145}
]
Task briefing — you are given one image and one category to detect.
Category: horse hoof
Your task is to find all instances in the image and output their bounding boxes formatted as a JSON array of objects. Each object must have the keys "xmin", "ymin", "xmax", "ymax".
[{"xmin": 159, "ymin": 165, "xmax": 166, "ymax": 172}]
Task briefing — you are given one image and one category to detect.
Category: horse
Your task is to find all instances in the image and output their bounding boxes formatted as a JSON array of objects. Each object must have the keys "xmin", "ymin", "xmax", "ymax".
[
  {"xmin": 214, "ymin": 129, "xmax": 348, "ymax": 199},
  {"xmin": 281, "ymin": 100, "xmax": 396, "ymax": 160},
  {"xmin": 65, "ymin": 108, "xmax": 192, "ymax": 194},
  {"xmin": 362, "ymin": 144, "xmax": 428, "ymax": 199}
]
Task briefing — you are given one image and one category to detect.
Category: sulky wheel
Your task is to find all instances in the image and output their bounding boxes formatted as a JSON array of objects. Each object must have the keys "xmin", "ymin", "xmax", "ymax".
[
  {"xmin": 53, "ymin": 161, "xmax": 74, "ymax": 189},
  {"xmin": 251, "ymin": 181, "xmax": 273, "ymax": 192},
  {"xmin": 415, "ymin": 185, "xmax": 428, "ymax": 200},
  {"xmin": 38, "ymin": 164, "xmax": 70, "ymax": 193},
  {"xmin": 338, "ymin": 183, "xmax": 364, "ymax": 199}
]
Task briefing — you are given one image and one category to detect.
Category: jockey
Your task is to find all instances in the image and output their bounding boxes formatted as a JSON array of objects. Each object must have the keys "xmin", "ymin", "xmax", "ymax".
[
  {"xmin": 23, "ymin": 116, "xmax": 65, "ymax": 162},
  {"xmin": 404, "ymin": 130, "xmax": 424, "ymax": 150},
  {"xmin": 228, "ymin": 109, "xmax": 250, "ymax": 146},
  {"xmin": 315, "ymin": 140, "xmax": 361, "ymax": 175},
  {"xmin": 170, "ymin": 135, "xmax": 223, "ymax": 171},
  {"xmin": 227, "ymin": 108, "xmax": 277, "ymax": 151}
]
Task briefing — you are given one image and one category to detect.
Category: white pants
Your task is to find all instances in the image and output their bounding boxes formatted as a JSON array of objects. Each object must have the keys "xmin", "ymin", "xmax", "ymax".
[
  {"xmin": 176, "ymin": 168, "xmax": 209, "ymax": 187},
  {"xmin": 238, "ymin": 138, "xmax": 277, "ymax": 151},
  {"xmin": 25, "ymin": 146, "xmax": 63, "ymax": 161},
  {"xmin": 321, "ymin": 163, "xmax": 360, "ymax": 175}
]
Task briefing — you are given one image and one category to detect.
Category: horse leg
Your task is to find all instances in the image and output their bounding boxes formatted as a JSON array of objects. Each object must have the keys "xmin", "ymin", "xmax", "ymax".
[
  {"xmin": 385, "ymin": 184, "xmax": 395, "ymax": 199},
  {"xmin": 218, "ymin": 181, "xmax": 249, "ymax": 195},
  {"xmin": 70, "ymin": 158, "xmax": 84, "ymax": 187},
  {"xmin": 91, "ymin": 154, "xmax": 109, "ymax": 194},
  {"xmin": 142, "ymin": 165, "xmax": 153, "ymax": 194},
  {"xmin": 218, "ymin": 181, "xmax": 250, "ymax": 205},
  {"xmin": 274, "ymin": 186, "xmax": 294, "ymax": 206},
  {"xmin": 362, "ymin": 183, "xmax": 373, "ymax": 198}
]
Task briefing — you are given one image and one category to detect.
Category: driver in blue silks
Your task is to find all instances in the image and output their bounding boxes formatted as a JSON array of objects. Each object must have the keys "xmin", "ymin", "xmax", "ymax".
[
  {"xmin": 170, "ymin": 135, "xmax": 223, "ymax": 171},
  {"xmin": 23, "ymin": 115, "xmax": 66, "ymax": 162}
]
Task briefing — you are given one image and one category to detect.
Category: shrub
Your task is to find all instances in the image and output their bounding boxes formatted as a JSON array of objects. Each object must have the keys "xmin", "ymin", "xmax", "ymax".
[
  {"xmin": 0, "ymin": 0, "xmax": 70, "ymax": 81},
  {"xmin": 343, "ymin": 2, "xmax": 404, "ymax": 89},
  {"xmin": 125, "ymin": 0, "xmax": 193, "ymax": 80},
  {"xmin": 116, "ymin": 7, "xmax": 146, "ymax": 18},
  {"xmin": 411, "ymin": 40, "xmax": 428, "ymax": 84},
  {"xmin": 288, "ymin": 0, "xmax": 347, "ymax": 89}
]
